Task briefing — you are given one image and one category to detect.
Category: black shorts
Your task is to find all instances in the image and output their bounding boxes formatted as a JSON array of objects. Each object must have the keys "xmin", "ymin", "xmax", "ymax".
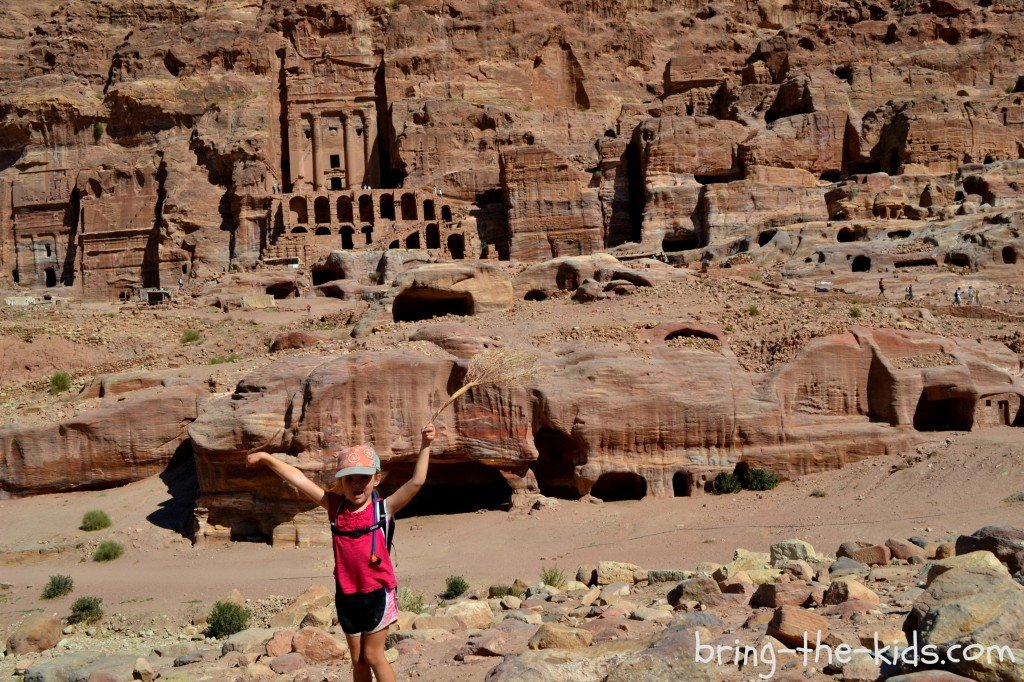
[{"xmin": 335, "ymin": 585, "xmax": 397, "ymax": 635}]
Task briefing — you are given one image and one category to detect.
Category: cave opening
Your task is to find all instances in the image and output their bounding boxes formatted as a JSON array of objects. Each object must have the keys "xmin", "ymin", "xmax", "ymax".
[
  {"xmin": 666, "ymin": 328, "xmax": 717, "ymax": 341},
  {"xmin": 662, "ymin": 235, "xmax": 701, "ymax": 252},
  {"xmin": 888, "ymin": 229, "xmax": 911, "ymax": 239},
  {"xmin": 672, "ymin": 471, "xmax": 691, "ymax": 497},
  {"xmin": 757, "ymin": 230, "xmax": 777, "ymax": 247},
  {"xmin": 590, "ymin": 472, "xmax": 647, "ymax": 502},
  {"xmin": 312, "ymin": 266, "xmax": 342, "ymax": 286},
  {"xmin": 44, "ymin": 267, "xmax": 57, "ymax": 287},
  {"xmin": 230, "ymin": 516, "xmax": 271, "ymax": 543},
  {"xmin": 851, "ymin": 255, "xmax": 872, "ymax": 272},
  {"xmin": 894, "ymin": 258, "xmax": 937, "ymax": 268},
  {"xmin": 913, "ymin": 393, "xmax": 974, "ymax": 432},
  {"xmin": 377, "ymin": 459, "xmax": 512, "ymax": 516},
  {"xmin": 392, "ymin": 290, "xmax": 473, "ymax": 322},
  {"xmin": 946, "ymin": 253, "xmax": 971, "ymax": 267},
  {"xmin": 266, "ymin": 282, "xmax": 299, "ymax": 299},
  {"xmin": 1003, "ymin": 246, "xmax": 1018, "ymax": 265},
  {"xmin": 837, "ymin": 226, "xmax": 867, "ymax": 242},
  {"xmin": 524, "ymin": 290, "xmax": 548, "ymax": 301},
  {"xmin": 532, "ymin": 427, "xmax": 583, "ymax": 499}
]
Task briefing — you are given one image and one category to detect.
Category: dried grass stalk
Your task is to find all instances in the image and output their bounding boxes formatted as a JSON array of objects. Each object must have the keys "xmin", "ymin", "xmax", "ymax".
[{"xmin": 430, "ymin": 348, "xmax": 542, "ymax": 422}]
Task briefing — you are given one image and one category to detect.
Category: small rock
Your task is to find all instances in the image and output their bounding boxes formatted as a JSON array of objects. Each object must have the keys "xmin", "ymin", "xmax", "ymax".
[
  {"xmin": 133, "ymin": 657, "xmax": 154, "ymax": 682},
  {"xmin": 527, "ymin": 623, "xmax": 593, "ymax": 650}
]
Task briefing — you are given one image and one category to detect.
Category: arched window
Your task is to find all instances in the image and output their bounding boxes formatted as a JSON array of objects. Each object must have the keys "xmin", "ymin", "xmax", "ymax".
[
  {"xmin": 380, "ymin": 194, "xmax": 395, "ymax": 220},
  {"xmin": 289, "ymin": 196, "xmax": 308, "ymax": 224},
  {"xmin": 401, "ymin": 193, "xmax": 417, "ymax": 220},
  {"xmin": 338, "ymin": 196, "xmax": 354, "ymax": 224},
  {"xmin": 426, "ymin": 224, "xmax": 440, "ymax": 249},
  {"xmin": 314, "ymin": 196, "xmax": 330, "ymax": 224},
  {"xmin": 359, "ymin": 195, "xmax": 374, "ymax": 224},
  {"xmin": 447, "ymin": 233, "xmax": 465, "ymax": 259}
]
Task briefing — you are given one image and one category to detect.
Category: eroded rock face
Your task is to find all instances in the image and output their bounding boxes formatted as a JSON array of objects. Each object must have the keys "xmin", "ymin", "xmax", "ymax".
[
  {"xmin": 1, "ymin": 0, "xmax": 1021, "ymax": 299},
  {"xmin": 388, "ymin": 262, "xmax": 514, "ymax": 322},
  {"xmin": 187, "ymin": 325, "xmax": 1022, "ymax": 545},
  {"xmin": 0, "ymin": 383, "xmax": 206, "ymax": 497}
]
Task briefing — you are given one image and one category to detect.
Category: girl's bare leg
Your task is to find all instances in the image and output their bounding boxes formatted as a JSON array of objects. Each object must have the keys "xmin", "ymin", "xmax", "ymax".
[
  {"xmin": 345, "ymin": 633, "xmax": 372, "ymax": 682},
  {"xmin": 359, "ymin": 628, "xmax": 395, "ymax": 682}
]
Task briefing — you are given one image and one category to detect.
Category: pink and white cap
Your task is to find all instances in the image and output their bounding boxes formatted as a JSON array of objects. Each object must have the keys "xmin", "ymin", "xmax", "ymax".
[{"xmin": 334, "ymin": 444, "xmax": 381, "ymax": 478}]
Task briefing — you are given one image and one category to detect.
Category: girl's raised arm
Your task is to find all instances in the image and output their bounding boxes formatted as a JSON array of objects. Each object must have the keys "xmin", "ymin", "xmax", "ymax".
[
  {"xmin": 385, "ymin": 423, "xmax": 436, "ymax": 515},
  {"xmin": 247, "ymin": 452, "xmax": 329, "ymax": 509}
]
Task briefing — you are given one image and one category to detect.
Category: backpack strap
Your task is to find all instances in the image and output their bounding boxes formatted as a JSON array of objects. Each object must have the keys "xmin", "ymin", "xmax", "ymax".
[
  {"xmin": 329, "ymin": 493, "xmax": 385, "ymax": 539},
  {"xmin": 378, "ymin": 496, "xmax": 395, "ymax": 553}
]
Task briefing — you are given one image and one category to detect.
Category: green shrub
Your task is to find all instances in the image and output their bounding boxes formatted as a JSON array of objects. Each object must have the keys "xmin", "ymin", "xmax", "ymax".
[
  {"xmin": 92, "ymin": 121, "xmax": 104, "ymax": 141},
  {"xmin": 540, "ymin": 566, "xmax": 566, "ymax": 588},
  {"xmin": 713, "ymin": 472, "xmax": 742, "ymax": 495},
  {"xmin": 747, "ymin": 304, "xmax": 759, "ymax": 317},
  {"xmin": 1006, "ymin": 491, "xmax": 1024, "ymax": 503},
  {"xmin": 488, "ymin": 584, "xmax": 524, "ymax": 598},
  {"xmin": 48, "ymin": 371, "xmax": 72, "ymax": 395},
  {"xmin": 206, "ymin": 601, "xmax": 250, "ymax": 638},
  {"xmin": 209, "ymin": 353, "xmax": 242, "ymax": 365},
  {"xmin": 41, "ymin": 575, "xmax": 74, "ymax": 599},
  {"xmin": 849, "ymin": 305, "xmax": 862, "ymax": 319},
  {"xmin": 68, "ymin": 596, "xmax": 103, "ymax": 624},
  {"xmin": 80, "ymin": 509, "xmax": 111, "ymax": 531},
  {"xmin": 93, "ymin": 541, "xmax": 123, "ymax": 562},
  {"xmin": 397, "ymin": 587, "xmax": 425, "ymax": 614},
  {"xmin": 441, "ymin": 575, "xmax": 469, "ymax": 599},
  {"xmin": 180, "ymin": 330, "xmax": 202, "ymax": 344},
  {"xmin": 723, "ymin": 324, "xmax": 734, "ymax": 333},
  {"xmin": 810, "ymin": 489, "xmax": 827, "ymax": 498},
  {"xmin": 742, "ymin": 468, "xmax": 780, "ymax": 491}
]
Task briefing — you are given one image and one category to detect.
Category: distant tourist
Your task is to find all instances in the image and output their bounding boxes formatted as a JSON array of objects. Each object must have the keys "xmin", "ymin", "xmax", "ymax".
[
  {"xmin": 247, "ymin": 425, "xmax": 436, "ymax": 682},
  {"xmin": 905, "ymin": 285, "xmax": 914, "ymax": 300},
  {"xmin": 954, "ymin": 288, "xmax": 962, "ymax": 306},
  {"xmin": 878, "ymin": 278, "xmax": 885, "ymax": 297},
  {"xmin": 967, "ymin": 286, "xmax": 976, "ymax": 305}
]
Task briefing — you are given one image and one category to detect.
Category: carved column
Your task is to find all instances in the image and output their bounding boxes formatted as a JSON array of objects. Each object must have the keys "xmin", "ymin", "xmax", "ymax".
[
  {"xmin": 286, "ymin": 115, "xmax": 303, "ymax": 190},
  {"xmin": 311, "ymin": 113, "xmax": 324, "ymax": 191},
  {"xmin": 342, "ymin": 113, "xmax": 353, "ymax": 189},
  {"xmin": 344, "ymin": 112, "xmax": 363, "ymax": 189},
  {"xmin": 363, "ymin": 109, "xmax": 379, "ymax": 188}
]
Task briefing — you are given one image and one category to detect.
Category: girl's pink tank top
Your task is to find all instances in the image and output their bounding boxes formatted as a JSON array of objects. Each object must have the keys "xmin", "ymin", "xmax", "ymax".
[{"xmin": 327, "ymin": 492, "xmax": 397, "ymax": 594}]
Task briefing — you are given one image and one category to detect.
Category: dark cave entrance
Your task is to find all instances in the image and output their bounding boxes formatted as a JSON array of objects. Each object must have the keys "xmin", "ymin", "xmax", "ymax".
[
  {"xmin": 532, "ymin": 427, "xmax": 583, "ymax": 499},
  {"xmin": 312, "ymin": 266, "xmax": 342, "ymax": 286},
  {"xmin": 392, "ymin": 290, "xmax": 473, "ymax": 322},
  {"xmin": 377, "ymin": 460, "xmax": 513, "ymax": 516},
  {"xmin": 590, "ymin": 472, "xmax": 647, "ymax": 502},
  {"xmin": 672, "ymin": 471, "xmax": 692, "ymax": 497},
  {"xmin": 913, "ymin": 393, "xmax": 974, "ymax": 432},
  {"xmin": 266, "ymin": 282, "xmax": 299, "ymax": 299}
]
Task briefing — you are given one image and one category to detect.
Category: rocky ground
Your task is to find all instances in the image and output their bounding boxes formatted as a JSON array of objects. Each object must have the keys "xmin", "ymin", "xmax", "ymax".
[{"xmin": 3, "ymin": 255, "xmax": 1023, "ymax": 424}]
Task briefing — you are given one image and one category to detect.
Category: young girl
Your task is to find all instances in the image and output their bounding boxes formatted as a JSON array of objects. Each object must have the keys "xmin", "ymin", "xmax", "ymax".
[{"xmin": 247, "ymin": 423, "xmax": 436, "ymax": 682}]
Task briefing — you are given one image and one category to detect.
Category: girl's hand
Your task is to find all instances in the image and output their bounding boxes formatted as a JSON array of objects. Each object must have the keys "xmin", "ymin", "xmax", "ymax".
[
  {"xmin": 246, "ymin": 452, "xmax": 267, "ymax": 467},
  {"xmin": 420, "ymin": 423, "xmax": 436, "ymax": 446}
]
